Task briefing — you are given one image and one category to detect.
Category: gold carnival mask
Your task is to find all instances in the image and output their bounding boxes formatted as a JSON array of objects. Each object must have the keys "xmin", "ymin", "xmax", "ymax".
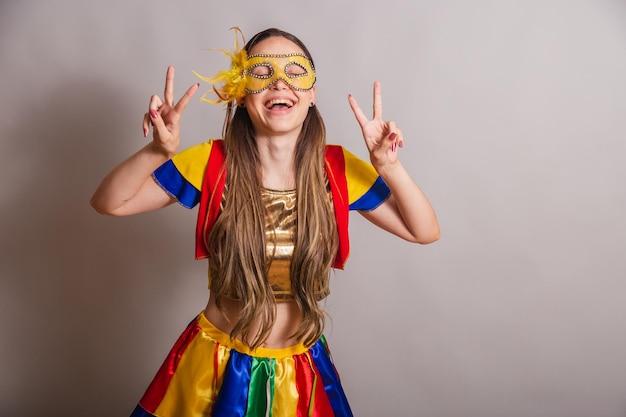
[
  {"xmin": 244, "ymin": 53, "xmax": 316, "ymax": 93},
  {"xmin": 193, "ymin": 27, "xmax": 316, "ymax": 106}
]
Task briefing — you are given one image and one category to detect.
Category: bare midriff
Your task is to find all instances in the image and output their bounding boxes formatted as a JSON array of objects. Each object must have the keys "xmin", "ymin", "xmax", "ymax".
[{"xmin": 204, "ymin": 292, "xmax": 303, "ymax": 348}]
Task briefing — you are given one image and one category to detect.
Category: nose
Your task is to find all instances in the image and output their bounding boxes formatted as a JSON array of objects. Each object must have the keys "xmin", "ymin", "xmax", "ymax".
[{"xmin": 270, "ymin": 78, "xmax": 289, "ymax": 90}]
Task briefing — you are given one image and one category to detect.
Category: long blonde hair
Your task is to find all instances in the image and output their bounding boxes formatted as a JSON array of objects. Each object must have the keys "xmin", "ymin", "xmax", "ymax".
[{"xmin": 207, "ymin": 28, "xmax": 339, "ymax": 348}]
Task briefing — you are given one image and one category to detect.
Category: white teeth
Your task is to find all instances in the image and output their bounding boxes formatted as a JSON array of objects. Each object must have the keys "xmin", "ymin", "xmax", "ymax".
[{"xmin": 265, "ymin": 98, "xmax": 295, "ymax": 109}]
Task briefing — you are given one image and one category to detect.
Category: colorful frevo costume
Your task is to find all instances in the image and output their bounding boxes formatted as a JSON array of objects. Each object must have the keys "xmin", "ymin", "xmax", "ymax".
[{"xmin": 130, "ymin": 28, "xmax": 390, "ymax": 417}]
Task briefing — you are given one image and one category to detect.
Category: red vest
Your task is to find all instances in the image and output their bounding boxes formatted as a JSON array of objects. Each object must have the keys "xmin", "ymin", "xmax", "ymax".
[{"xmin": 194, "ymin": 140, "xmax": 350, "ymax": 269}]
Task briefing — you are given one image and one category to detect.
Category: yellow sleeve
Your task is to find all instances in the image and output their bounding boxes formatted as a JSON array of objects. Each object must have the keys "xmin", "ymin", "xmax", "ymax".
[{"xmin": 152, "ymin": 140, "xmax": 216, "ymax": 208}]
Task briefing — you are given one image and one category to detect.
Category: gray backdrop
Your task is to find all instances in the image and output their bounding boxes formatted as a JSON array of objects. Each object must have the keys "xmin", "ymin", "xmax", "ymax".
[{"xmin": 2, "ymin": 1, "xmax": 626, "ymax": 416}]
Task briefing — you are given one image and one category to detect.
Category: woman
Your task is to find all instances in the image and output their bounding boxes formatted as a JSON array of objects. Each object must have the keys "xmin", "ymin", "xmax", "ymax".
[{"xmin": 91, "ymin": 27, "xmax": 439, "ymax": 417}]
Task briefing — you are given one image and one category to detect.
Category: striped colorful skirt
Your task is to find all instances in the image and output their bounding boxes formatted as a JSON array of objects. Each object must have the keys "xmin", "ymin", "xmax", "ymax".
[{"xmin": 129, "ymin": 312, "xmax": 353, "ymax": 417}]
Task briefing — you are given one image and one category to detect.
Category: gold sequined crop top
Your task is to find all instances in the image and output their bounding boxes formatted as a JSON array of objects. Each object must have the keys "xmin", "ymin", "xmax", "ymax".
[{"xmin": 262, "ymin": 187, "xmax": 297, "ymax": 300}]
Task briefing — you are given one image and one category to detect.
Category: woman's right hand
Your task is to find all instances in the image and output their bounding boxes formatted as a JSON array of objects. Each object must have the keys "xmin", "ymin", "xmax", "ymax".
[
  {"xmin": 142, "ymin": 66, "xmax": 200, "ymax": 157},
  {"xmin": 91, "ymin": 67, "xmax": 199, "ymax": 216}
]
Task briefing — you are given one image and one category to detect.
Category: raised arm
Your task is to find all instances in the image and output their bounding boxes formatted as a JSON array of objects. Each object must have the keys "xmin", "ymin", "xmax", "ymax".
[
  {"xmin": 348, "ymin": 82, "xmax": 440, "ymax": 244},
  {"xmin": 90, "ymin": 66, "xmax": 199, "ymax": 216}
]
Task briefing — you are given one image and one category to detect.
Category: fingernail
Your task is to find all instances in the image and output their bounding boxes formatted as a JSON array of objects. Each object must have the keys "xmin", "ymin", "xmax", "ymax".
[
  {"xmin": 150, "ymin": 109, "xmax": 158, "ymax": 118},
  {"xmin": 389, "ymin": 132, "xmax": 397, "ymax": 141},
  {"xmin": 392, "ymin": 142, "xmax": 397, "ymax": 152},
  {"xmin": 143, "ymin": 128, "xmax": 148, "ymax": 137}
]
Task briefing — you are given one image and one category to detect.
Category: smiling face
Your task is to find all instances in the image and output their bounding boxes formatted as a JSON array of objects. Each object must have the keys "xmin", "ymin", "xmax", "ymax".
[{"xmin": 242, "ymin": 36, "xmax": 316, "ymax": 138}]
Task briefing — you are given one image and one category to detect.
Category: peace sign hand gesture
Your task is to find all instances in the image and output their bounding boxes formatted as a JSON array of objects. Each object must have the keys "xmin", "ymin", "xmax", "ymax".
[
  {"xmin": 142, "ymin": 66, "xmax": 199, "ymax": 158},
  {"xmin": 348, "ymin": 81, "xmax": 403, "ymax": 171}
]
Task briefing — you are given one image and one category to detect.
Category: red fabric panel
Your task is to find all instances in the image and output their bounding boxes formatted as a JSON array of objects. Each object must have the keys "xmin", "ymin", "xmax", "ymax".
[
  {"xmin": 195, "ymin": 140, "xmax": 227, "ymax": 260},
  {"xmin": 324, "ymin": 145, "xmax": 349, "ymax": 269},
  {"xmin": 293, "ymin": 352, "xmax": 335, "ymax": 417}
]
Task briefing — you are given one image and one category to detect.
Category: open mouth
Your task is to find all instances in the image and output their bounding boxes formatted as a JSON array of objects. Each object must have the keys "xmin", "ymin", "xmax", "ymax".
[{"xmin": 265, "ymin": 98, "xmax": 295, "ymax": 109}]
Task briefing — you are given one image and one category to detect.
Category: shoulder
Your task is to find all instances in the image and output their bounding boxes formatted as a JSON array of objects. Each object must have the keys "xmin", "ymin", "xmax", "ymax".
[
  {"xmin": 325, "ymin": 144, "xmax": 377, "ymax": 181},
  {"xmin": 325, "ymin": 143, "xmax": 390, "ymax": 210},
  {"xmin": 152, "ymin": 139, "xmax": 221, "ymax": 203}
]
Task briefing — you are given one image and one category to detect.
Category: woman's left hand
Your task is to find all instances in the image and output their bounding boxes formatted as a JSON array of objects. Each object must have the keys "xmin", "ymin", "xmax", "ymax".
[{"xmin": 348, "ymin": 81, "xmax": 403, "ymax": 170}]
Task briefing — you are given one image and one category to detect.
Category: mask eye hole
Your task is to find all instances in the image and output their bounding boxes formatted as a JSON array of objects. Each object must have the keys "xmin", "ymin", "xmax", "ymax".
[
  {"xmin": 286, "ymin": 63, "xmax": 307, "ymax": 78},
  {"xmin": 249, "ymin": 64, "xmax": 273, "ymax": 78}
]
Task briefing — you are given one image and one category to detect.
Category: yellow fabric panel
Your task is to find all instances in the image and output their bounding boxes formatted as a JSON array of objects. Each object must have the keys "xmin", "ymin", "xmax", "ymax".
[
  {"xmin": 154, "ymin": 329, "xmax": 229, "ymax": 417},
  {"xmin": 341, "ymin": 147, "xmax": 380, "ymax": 205},
  {"xmin": 271, "ymin": 356, "xmax": 299, "ymax": 417}
]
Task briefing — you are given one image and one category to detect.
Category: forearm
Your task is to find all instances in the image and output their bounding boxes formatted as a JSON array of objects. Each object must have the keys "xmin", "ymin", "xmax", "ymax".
[
  {"xmin": 376, "ymin": 161, "xmax": 440, "ymax": 243},
  {"xmin": 90, "ymin": 142, "xmax": 171, "ymax": 215}
]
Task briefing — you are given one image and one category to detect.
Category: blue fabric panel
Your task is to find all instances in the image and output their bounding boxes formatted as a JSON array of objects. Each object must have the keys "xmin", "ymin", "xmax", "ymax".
[
  {"xmin": 310, "ymin": 341, "xmax": 354, "ymax": 417},
  {"xmin": 212, "ymin": 350, "xmax": 253, "ymax": 417}
]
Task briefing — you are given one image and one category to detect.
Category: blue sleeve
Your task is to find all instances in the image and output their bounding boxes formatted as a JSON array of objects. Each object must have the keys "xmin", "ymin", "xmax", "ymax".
[{"xmin": 151, "ymin": 141, "xmax": 214, "ymax": 209}]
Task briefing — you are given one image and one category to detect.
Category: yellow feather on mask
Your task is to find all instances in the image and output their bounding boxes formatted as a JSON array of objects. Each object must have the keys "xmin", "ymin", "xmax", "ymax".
[{"xmin": 193, "ymin": 27, "xmax": 248, "ymax": 106}]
